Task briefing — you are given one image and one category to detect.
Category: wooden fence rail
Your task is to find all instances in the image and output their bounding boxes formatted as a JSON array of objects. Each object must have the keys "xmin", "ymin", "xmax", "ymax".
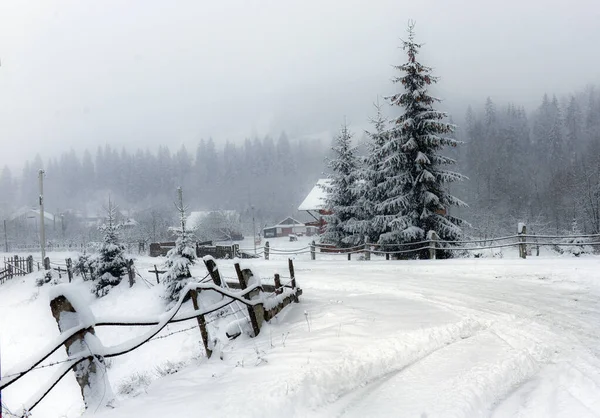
[
  {"xmin": 0, "ymin": 258, "xmax": 302, "ymax": 416},
  {"xmin": 248, "ymin": 227, "xmax": 600, "ymax": 260}
]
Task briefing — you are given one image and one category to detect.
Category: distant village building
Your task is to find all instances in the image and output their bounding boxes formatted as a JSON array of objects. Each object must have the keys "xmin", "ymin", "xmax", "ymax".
[
  {"xmin": 298, "ymin": 179, "xmax": 331, "ymax": 233},
  {"xmin": 262, "ymin": 217, "xmax": 317, "ymax": 238},
  {"xmin": 9, "ymin": 207, "xmax": 55, "ymax": 227}
]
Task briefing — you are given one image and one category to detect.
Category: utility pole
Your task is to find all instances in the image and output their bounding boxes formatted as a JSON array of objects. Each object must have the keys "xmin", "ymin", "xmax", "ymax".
[
  {"xmin": 3, "ymin": 219, "xmax": 8, "ymax": 252},
  {"xmin": 252, "ymin": 205, "xmax": 256, "ymax": 254},
  {"xmin": 177, "ymin": 187, "xmax": 185, "ymax": 233},
  {"xmin": 39, "ymin": 169, "xmax": 46, "ymax": 261}
]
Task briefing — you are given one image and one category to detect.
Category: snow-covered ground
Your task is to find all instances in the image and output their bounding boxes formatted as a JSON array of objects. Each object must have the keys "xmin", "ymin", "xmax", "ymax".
[{"xmin": 1, "ymin": 239, "xmax": 600, "ymax": 417}]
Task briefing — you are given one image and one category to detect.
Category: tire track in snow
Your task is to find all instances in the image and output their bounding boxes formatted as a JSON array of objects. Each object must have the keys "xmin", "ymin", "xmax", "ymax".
[
  {"xmin": 310, "ymin": 318, "xmax": 490, "ymax": 417},
  {"xmin": 329, "ymin": 330, "xmax": 542, "ymax": 418}
]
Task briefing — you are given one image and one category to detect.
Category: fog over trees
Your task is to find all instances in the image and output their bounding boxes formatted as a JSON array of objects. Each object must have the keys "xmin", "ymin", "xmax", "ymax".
[{"xmin": 1, "ymin": 89, "xmax": 599, "ymax": 247}]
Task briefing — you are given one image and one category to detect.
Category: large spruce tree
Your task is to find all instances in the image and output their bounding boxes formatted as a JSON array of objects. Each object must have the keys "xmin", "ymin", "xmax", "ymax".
[{"xmin": 375, "ymin": 22, "xmax": 466, "ymax": 252}]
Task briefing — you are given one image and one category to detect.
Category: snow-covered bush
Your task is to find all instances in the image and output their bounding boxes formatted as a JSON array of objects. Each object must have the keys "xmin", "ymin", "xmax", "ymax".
[
  {"xmin": 556, "ymin": 221, "xmax": 595, "ymax": 256},
  {"xmin": 92, "ymin": 199, "xmax": 128, "ymax": 297},
  {"xmin": 35, "ymin": 270, "xmax": 63, "ymax": 287},
  {"xmin": 154, "ymin": 360, "xmax": 187, "ymax": 377},
  {"xmin": 74, "ymin": 252, "xmax": 94, "ymax": 281},
  {"xmin": 556, "ymin": 237, "xmax": 594, "ymax": 257},
  {"xmin": 117, "ymin": 372, "xmax": 152, "ymax": 397}
]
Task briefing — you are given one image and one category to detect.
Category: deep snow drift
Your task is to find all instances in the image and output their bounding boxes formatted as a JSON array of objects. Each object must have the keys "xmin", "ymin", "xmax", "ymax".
[{"xmin": 1, "ymin": 244, "xmax": 599, "ymax": 417}]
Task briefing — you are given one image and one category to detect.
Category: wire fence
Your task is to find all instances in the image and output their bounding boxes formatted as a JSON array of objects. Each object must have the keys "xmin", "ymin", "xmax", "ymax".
[{"xmin": 0, "ymin": 259, "xmax": 302, "ymax": 416}]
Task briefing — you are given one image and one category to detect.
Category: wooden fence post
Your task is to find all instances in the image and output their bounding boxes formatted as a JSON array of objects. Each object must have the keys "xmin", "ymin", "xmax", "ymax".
[
  {"xmin": 264, "ymin": 241, "xmax": 269, "ymax": 260},
  {"xmin": 518, "ymin": 223, "xmax": 527, "ymax": 259},
  {"xmin": 364, "ymin": 236, "xmax": 371, "ymax": 261},
  {"xmin": 27, "ymin": 255, "xmax": 33, "ymax": 274},
  {"xmin": 7, "ymin": 263, "xmax": 12, "ymax": 279},
  {"xmin": 153, "ymin": 265, "xmax": 160, "ymax": 284},
  {"xmin": 234, "ymin": 263, "xmax": 262, "ymax": 337},
  {"xmin": 274, "ymin": 273, "xmax": 282, "ymax": 295},
  {"xmin": 13, "ymin": 255, "xmax": 18, "ymax": 276},
  {"xmin": 127, "ymin": 259, "xmax": 135, "ymax": 287},
  {"xmin": 311, "ymin": 240, "xmax": 316, "ymax": 260},
  {"xmin": 66, "ymin": 258, "xmax": 73, "ymax": 282},
  {"xmin": 189, "ymin": 288, "xmax": 212, "ymax": 358},
  {"xmin": 348, "ymin": 252, "xmax": 351, "ymax": 261},
  {"xmin": 288, "ymin": 258, "xmax": 298, "ymax": 303},
  {"xmin": 202, "ymin": 258, "xmax": 222, "ymax": 287},
  {"xmin": 50, "ymin": 292, "xmax": 113, "ymax": 410},
  {"xmin": 44, "ymin": 257, "xmax": 50, "ymax": 271},
  {"xmin": 428, "ymin": 231, "xmax": 438, "ymax": 260}
]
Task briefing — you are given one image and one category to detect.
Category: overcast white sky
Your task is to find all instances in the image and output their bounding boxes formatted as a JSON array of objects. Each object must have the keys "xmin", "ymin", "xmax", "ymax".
[{"xmin": 1, "ymin": 0, "xmax": 599, "ymax": 170}]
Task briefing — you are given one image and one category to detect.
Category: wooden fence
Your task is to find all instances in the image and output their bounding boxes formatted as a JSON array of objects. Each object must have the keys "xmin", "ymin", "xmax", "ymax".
[
  {"xmin": 0, "ymin": 259, "xmax": 302, "ymax": 416},
  {"xmin": 0, "ymin": 255, "xmax": 34, "ymax": 284},
  {"xmin": 250, "ymin": 228, "xmax": 600, "ymax": 261},
  {"xmin": 149, "ymin": 241, "xmax": 256, "ymax": 259}
]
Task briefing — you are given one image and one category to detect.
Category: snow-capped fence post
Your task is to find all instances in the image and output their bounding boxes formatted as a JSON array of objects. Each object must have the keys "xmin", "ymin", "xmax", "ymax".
[
  {"xmin": 364, "ymin": 236, "xmax": 371, "ymax": 261},
  {"xmin": 189, "ymin": 288, "xmax": 212, "ymax": 358},
  {"xmin": 310, "ymin": 240, "xmax": 316, "ymax": 260},
  {"xmin": 428, "ymin": 231, "xmax": 438, "ymax": 260},
  {"xmin": 264, "ymin": 241, "xmax": 270, "ymax": 260},
  {"xmin": 27, "ymin": 255, "xmax": 33, "ymax": 273},
  {"xmin": 43, "ymin": 257, "xmax": 50, "ymax": 270},
  {"xmin": 288, "ymin": 258, "xmax": 298, "ymax": 303},
  {"xmin": 127, "ymin": 259, "xmax": 135, "ymax": 287},
  {"xmin": 274, "ymin": 273, "xmax": 282, "ymax": 295},
  {"xmin": 234, "ymin": 263, "xmax": 263, "ymax": 337},
  {"xmin": 203, "ymin": 257, "xmax": 222, "ymax": 287},
  {"xmin": 66, "ymin": 258, "xmax": 73, "ymax": 282},
  {"xmin": 50, "ymin": 291, "xmax": 114, "ymax": 410},
  {"xmin": 518, "ymin": 223, "xmax": 527, "ymax": 259}
]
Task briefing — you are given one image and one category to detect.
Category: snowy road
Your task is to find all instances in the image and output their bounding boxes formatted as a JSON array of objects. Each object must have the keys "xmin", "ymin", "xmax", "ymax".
[
  {"xmin": 2, "ymin": 254, "xmax": 600, "ymax": 417},
  {"xmin": 309, "ymin": 259, "xmax": 600, "ymax": 417}
]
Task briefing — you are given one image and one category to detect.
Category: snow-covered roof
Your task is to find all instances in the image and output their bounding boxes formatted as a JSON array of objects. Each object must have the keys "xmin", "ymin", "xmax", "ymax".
[
  {"xmin": 273, "ymin": 217, "xmax": 304, "ymax": 227},
  {"xmin": 9, "ymin": 207, "xmax": 54, "ymax": 222},
  {"xmin": 298, "ymin": 179, "xmax": 330, "ymax": 211}
]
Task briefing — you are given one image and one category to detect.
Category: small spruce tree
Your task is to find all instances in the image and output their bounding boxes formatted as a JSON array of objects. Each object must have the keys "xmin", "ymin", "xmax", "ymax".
[
  {"xmin": 321, "ymin": 122, "xmax": 359, "ymax": 247},
  {"xmin": 94, "ymin": 198, "xmax": 128, "ymax": 297},
  {"xmin": 345, "ymin": 100, "xmax": 389, "ymax": 244},
  {"xmin": 163, "ymin": 187, "xmax": 197, "ymax": 304}
]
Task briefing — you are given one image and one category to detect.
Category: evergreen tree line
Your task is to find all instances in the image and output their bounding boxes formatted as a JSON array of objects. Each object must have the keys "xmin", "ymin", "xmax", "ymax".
[
  {"xmin": 0, "ymin": 134, "xmax": 327, "ymax": 228},
  {"xmin": 458, "ymin": 87, "xmax": 600, "ymax": 237}
]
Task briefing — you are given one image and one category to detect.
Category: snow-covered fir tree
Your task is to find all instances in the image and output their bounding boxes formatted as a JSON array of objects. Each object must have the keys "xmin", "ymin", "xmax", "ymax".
[
  {"xmin": 345, "ymin": 101, "xmax": 389, "ymax": 244},
  {"xmin": 94, "ymin": 198, "xmax": 128, "ymax": 297},
  {"xmin": 163, "ymin": 187, "xmax": 197, "ymax": 304},
  {"xmin": 321, "ymin": 122, "xmax": 359, "ymax": 247},
  {"xmin": 375, "ymin": 22, "xmax": 466, "ymax": 253}
]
